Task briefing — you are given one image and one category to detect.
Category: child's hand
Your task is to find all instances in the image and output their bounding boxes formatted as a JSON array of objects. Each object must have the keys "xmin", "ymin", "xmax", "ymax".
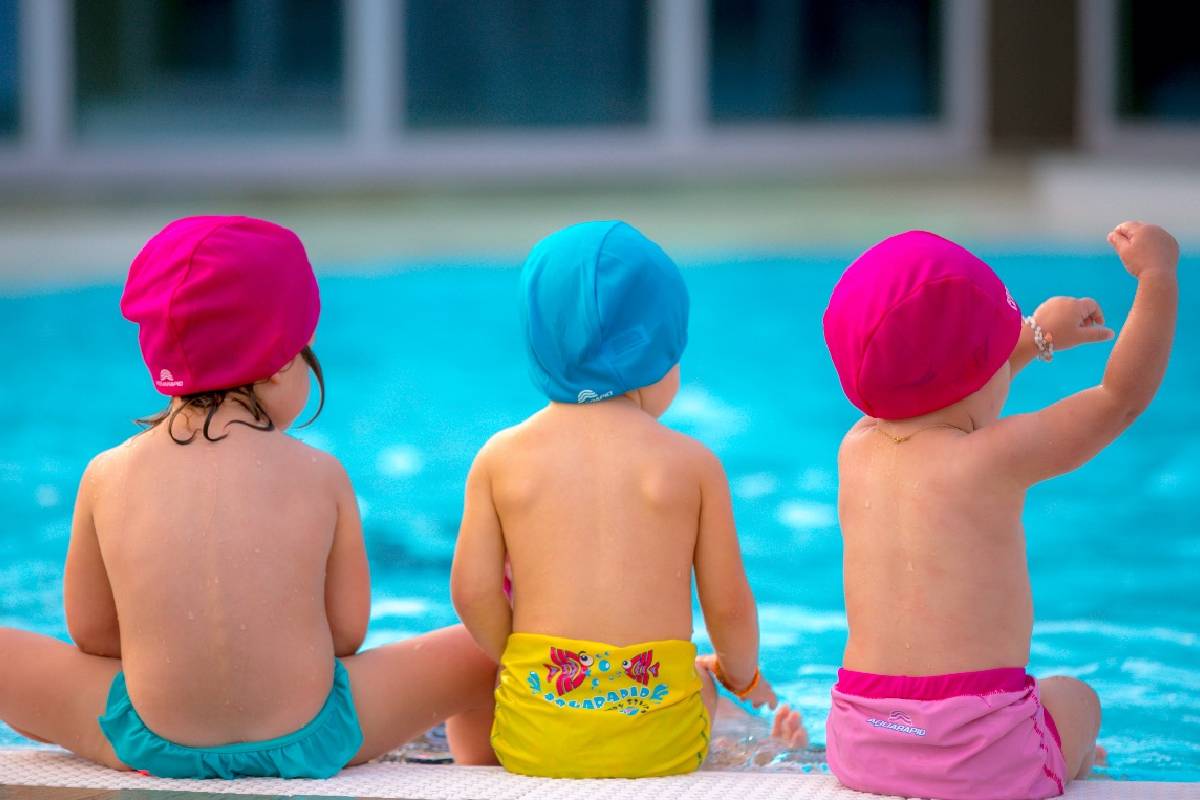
[
  {"xmin": 1032, "ymin": 296, "xmax": 1114, "ymax": 352},
  {"xmin": 739, "ymin": 672, "xmax": 780, "ymax": 711},
  {"xmin": 1108, "ymin": 221, "xmax": 1179, "ymax": 279},
  {"xmin": 696, "ymin": 654, "xmax": 779, "ymax": 710}
]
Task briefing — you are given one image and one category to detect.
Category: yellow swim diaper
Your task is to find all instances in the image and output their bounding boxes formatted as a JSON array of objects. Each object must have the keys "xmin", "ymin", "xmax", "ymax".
[{"xmin": 491, "ymin": 632, "xmax": 711, "ymax": 778}]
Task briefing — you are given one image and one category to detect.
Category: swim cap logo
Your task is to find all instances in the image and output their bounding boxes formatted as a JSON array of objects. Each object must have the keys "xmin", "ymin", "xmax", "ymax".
[
  {"xmin": 867, "ymin": 711, "xmax": 926, "ymax": 736},
  {"xmin": 156, "ymin": 368, "xmax": 184, "ymax": 388},
  {"xmin": 576, "ymin": 389, "xmax": 614, "ymax": 404},
  {"xmin": 1005, "ymin": 289, "xmax": 1018, "ymax": 311}
]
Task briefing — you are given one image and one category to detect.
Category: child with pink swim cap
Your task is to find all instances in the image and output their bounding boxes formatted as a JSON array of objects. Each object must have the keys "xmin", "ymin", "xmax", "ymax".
[
  {"xmin": 0, "ymin": 216, "xmax": 499, "ymax": 778},
  {"xmin": 822, "ymin": 222, "xmax": 1179, "ymax": 799}
]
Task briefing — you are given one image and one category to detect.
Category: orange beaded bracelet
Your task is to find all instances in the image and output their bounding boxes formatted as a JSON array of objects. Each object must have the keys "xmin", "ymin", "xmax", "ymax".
[{"xmin": 714, "ymin": 662, "xmax": 761, "ymax": 700}]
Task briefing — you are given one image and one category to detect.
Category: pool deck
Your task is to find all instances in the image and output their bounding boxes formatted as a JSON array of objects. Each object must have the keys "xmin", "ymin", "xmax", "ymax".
[
  {"xmin": 0, "ymin": 749, "xmax": 1196, "ymax": 800},
  {"xmin": 1, "ymin": 156, "xmax": 1197, "ymax": 288}
]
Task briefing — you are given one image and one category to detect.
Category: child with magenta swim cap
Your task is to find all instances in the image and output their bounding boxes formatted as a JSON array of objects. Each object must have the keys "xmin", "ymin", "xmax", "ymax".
[
  {"xmin": 822, "ymin": 222, "xmax": 1179, "ymax": 799},
  {"xmin": 451, "ymin": 220, "xmax": 806, "ymax": 778},
  {"xmin": 0, "ymin": 216, "xmax": 499, "ymax": 778}
]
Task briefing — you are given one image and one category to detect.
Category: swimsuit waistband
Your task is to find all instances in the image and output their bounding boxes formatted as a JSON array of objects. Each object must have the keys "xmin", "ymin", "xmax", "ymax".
[{"xmin": 835, "ymin": 667, "xmax": 1031, "ymax": 700}]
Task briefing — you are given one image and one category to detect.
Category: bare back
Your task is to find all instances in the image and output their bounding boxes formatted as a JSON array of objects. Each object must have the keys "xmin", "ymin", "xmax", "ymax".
[
  {"xmin": 491, "ymin": 403, "xmax": 703, "ymax": 645},
  {"xmin": 87, "ymin": 424, "xmax": 341, "ymax": 745},
  {"xmin": 838, "ymin": 419, "xmax": 1033, "ymax": 674}
]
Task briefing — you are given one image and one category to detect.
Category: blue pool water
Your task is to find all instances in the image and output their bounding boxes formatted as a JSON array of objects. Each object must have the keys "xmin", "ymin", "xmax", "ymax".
[{"xmin": 0, "ymin": 251, "xmax": 1197, "ymax": 781}]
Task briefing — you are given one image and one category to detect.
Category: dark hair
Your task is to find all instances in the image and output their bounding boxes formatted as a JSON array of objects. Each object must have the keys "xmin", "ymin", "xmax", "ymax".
[{"xmin": 137, "ymin": 345, "xmax": 325, "ymax": 445}]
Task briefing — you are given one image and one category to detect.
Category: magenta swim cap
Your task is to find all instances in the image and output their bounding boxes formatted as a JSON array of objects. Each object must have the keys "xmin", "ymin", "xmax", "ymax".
[
  {"xmin": 823, "ymin": 231, "xmax": 1022, "ymax": 420},
  {"xmin": 121, "ymin": 216, "xmax": 320, "ymax": 396}
]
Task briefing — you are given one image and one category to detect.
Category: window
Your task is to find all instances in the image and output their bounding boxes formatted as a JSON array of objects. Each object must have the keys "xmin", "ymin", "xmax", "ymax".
[
  {"xmin": 405, "ymin": 0, "xmax": 648, "ymax": 129},
  {"xmin": 0, "ymin": 0, "xmax": 17, "ymax": 137},
  {"xmin": 1117, "ymin": 1, "xmax": 1200, "ymax": 121},
  {"xmin": 710, "ymin": 0, "xmax": 941, "ymax": 122},
  {"xmin": 74, "ymin": 0, "xmax": 344, "ymax": 142}
]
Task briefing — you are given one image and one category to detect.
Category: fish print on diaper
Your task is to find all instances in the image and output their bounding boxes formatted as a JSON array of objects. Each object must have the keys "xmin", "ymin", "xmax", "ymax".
[{"xmin": 529, "ymin": 647, "xmax": 670, "ymax": 716}]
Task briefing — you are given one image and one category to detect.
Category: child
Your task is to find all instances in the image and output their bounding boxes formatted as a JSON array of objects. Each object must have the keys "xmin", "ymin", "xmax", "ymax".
[
  {"xmin": 0, "ymin": 216, "xmax": 499, "ymax": 778},
  {"xmin": 821, "ymin": 222, "xmax": 1178, "ymax": 799},
  {"xmin": 451, "ymin": 220, "xmax": 801, "ymax": 778}
]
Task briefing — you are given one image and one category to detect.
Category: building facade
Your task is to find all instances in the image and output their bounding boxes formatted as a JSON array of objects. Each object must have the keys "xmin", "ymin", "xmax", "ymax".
[{"xmin": 0, "ymin": 0, "xmax": 1196, "ymax": 188}]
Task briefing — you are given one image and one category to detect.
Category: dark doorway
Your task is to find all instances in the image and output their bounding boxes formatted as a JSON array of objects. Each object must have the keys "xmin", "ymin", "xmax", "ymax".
[{"xmin": 988, "ymin": 0, "xmax": 1078, "ymax": 152}]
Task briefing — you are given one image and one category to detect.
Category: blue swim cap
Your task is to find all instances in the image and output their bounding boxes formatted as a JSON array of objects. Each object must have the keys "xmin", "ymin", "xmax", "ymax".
[{"xmin": 519, "ymin": 221, "xmax": 689, "ymax": 404}]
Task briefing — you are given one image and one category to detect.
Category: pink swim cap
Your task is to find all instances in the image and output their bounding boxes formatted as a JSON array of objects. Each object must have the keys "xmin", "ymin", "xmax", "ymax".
[
  {"xmin": 823, "ymin": 231, "xmax": 1021, "ymax": 420},
  {"xmin": 121, "ymin": 216, "xmax": 320, "ymax": 396}
]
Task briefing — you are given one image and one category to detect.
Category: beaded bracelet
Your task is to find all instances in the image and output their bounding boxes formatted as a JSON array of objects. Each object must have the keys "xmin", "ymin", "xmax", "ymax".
[
  {"xmin": 714, "ymin": 662, "xmax": 762, "ymax": 700},
  {"xmin": 1024, "ymin": 316, "xmax": 1054, "ymax": 363}
]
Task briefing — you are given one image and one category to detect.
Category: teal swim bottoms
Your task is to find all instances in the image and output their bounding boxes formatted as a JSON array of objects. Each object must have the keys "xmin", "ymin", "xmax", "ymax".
[{"xmin": 98, "ymin": 660, "xmax": 362, "ymax": 779}]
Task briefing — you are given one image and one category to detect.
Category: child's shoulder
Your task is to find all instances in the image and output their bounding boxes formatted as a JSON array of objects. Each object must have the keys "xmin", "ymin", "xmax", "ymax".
[
  {"xmin": 279, "ymin": 435, "xmax": 354, "ymax": 490},
  {"xmin": 838, "ymin": 416, "xmax": 878, "ymax": 451},
  {"xmin": 650, "ymin": 426, "xmax": 727, "ymax": 488},
  {"xmin": 81, "ymin": 433, "xmax": 146, "ymax": 485}
]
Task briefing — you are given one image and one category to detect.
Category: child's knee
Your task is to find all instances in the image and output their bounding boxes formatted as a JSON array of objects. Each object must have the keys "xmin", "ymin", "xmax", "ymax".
[
  {"xmin": 0, "ymin": 628, "xmax": 19, "ymax": 683},
  {"xmin": 1042, "ymin": 675, "xmax": 1101, "ymax": 729}
]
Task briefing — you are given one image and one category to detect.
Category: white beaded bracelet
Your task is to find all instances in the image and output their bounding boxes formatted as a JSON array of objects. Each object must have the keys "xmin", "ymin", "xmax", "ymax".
[{"xmin": 1023, "ymin": 316, "xmax": 1054, "ymax": 362}]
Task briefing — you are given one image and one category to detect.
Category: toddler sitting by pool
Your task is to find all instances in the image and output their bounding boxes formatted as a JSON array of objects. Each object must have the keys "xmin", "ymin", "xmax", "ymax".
[
  {"xmin": 0, "ymin": 216, "xmax": 499, "ymax": 778},
  {"xmin": 821, "ymin": 221, "xmax": 1178, "ymax": 799},
  {"xmin": 450, "ymin": 220, "xmax": 804, "ymax": 777}
]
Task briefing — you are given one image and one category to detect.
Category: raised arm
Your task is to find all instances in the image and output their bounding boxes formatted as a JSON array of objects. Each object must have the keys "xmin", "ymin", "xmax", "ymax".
[
  {"xmin": 981, "ymin": 222, "xmax": 1179, "ymax": 485},
  {"xmin": 692, "ymin": 448, "xmax": 776, "ymax": 708},
  {"xmin": 1009, "ymin": 296, "xmax": 1113, "ymax": 377},
  {"xmin": 64, "ymin": 456, "xmax": 121, "ymax": 657},
  {"xmin": 324, "ymin": 458, "xmax": 371, "ymax": 657},
  {"xmin": 450, "ymin": 442, "xmax": 511, "ymax": 662}
]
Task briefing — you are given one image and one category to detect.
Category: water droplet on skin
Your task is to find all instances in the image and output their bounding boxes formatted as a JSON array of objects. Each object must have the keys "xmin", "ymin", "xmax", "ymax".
[
  {"xmin": 906, "ymin": 561, "xmax": 913, "ymax": 572},
  {"xmin": 254, "ymin": 547, "xmax": 260, "ymax": 554},
  {"xmin": 187, "ymin": 610, "xmax": 195, "ymax": 621},
  {"xmin": 255, "ymin": 460, "xmax": 263, "ymax": 468},
  {"xmin": 239, "ymin": 623, "xmax": 247, "ymax": 631}
]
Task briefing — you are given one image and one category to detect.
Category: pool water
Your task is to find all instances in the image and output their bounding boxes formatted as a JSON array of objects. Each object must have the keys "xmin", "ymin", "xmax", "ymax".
[{"xmin": 0, "ymin": 251, "xmax": 1196, "ymax": 781}]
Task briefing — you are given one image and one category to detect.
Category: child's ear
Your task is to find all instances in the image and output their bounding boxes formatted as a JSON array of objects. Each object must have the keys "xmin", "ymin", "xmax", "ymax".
[{"xmin": 266, "ymin": 352, "xmax": 303, "ymax": 385}]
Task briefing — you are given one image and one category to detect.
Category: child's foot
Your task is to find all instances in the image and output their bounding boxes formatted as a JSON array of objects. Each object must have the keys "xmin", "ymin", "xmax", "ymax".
[{"xmin": 770, "ymin": 704, "xmax": 809, "ymax": 749}]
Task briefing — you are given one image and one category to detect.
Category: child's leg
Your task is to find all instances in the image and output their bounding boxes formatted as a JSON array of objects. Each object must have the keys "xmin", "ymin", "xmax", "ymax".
[
  {"xmin": 1039, "ymin": 675, "xmax": 1102, "ymax": 781},
  {"xmin": 699, "ymin": 666, "xmax": 718, "ymax": 722},
  {"xmin": 341, "ymin": 624, "xmax": 499, "ymax": 765},
  {"xmin": 0, "ymin": 628, "xmax": 127, "ymax": 770}
]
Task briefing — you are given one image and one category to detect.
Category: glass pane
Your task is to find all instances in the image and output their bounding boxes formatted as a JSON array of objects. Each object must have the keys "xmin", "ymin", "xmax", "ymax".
[
  {"xmin": 0, "ymin": 0, "xmax": 18, "ymax": 137},
  {"xmin": 710, "ymin": 0, "xmax": 941, "ymax": 122},
  {"xmin": 405, "ymin": 0, "xmax": 648, "ymax": 129},
  {"xmin": 1118, "ymin": 1, "xmax": 1200, "ymax": 121},
  {"xmin": 74, "ymin": 0, "xmax": 344, "ymax": 142}
]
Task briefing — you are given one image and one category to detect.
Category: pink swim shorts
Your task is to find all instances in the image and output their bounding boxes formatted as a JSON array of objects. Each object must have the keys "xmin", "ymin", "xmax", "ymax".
[{"xmin": 826, "ymin": 668, "xmax": 1067, "ymax": 800}]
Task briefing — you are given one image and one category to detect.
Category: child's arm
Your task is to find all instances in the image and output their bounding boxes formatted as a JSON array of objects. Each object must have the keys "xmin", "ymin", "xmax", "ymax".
[
  {"xmin": 1009, "ymin": 296, "xmax": 1113, "ymax": 377},
  {"xmin": 981, "ymin": 222, "xmax": 1179, "ymax": 485},
  {"xmin": 64, "ymin": 456, "xmax": 121, "ymax": 658},
  {"xmin": 450, "ymin": 442, "xmax": 510, "ymax": 662},
  {"xmin": 693, "ymin": 448, "xmax": 776, "ymax": 708},
  {"xmin": 324, "ymin": 459, "xmax": 370, "ymax": 657}
]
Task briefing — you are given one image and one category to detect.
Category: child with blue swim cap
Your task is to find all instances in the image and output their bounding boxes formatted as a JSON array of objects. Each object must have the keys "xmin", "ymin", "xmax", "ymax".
[{"xmin": 451, "ymin": 221, "xmax": 806, "ymax": 777}]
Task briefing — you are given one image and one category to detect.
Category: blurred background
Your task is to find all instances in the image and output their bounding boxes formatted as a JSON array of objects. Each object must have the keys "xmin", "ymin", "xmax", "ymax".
[
  {"xmin": 1, "ymin": 0, "xmax": 1199, "ymax": 783},
  {"xmin": 0, "ymin": 0, "xmax": 1197, "ymax": 278}
]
